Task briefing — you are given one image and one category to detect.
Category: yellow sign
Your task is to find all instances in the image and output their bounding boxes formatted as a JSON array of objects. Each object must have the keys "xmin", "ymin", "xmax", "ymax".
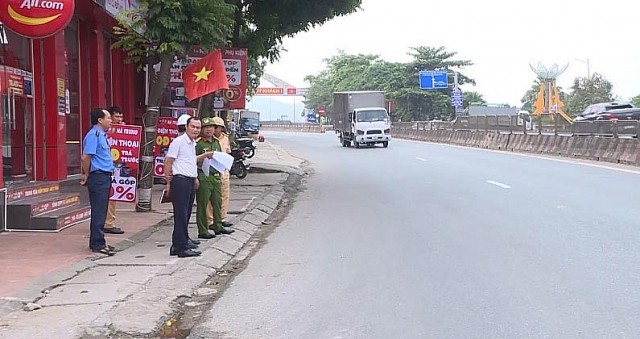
[{"xmin": 57, "ymin": 78, "xmax": 65, "ymax": 97}]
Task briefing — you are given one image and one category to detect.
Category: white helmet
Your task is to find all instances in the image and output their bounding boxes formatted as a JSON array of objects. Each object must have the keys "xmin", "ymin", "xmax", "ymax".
[{"xmin": 177, "ymin": 114, "xmax": 191, "ymax": 126}]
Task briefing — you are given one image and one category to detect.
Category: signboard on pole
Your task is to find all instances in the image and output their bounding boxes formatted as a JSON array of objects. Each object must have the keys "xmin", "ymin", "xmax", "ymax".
[
  {"xmin": 153, "ymin": 117, "xmax": 179, "ymax": 178},
  {"xmin": 419, "ymin": 70, "xmax": 448, "ymax": 89},
  {"xmin": 108, "ymin": 124, "xmax": 142, "ymax": 203}
]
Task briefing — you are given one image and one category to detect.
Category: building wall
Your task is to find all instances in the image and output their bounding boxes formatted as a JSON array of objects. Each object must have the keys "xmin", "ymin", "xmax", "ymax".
[{"xmin": 0, "ymin": 0, "xmax": 144, "ymax": 185}]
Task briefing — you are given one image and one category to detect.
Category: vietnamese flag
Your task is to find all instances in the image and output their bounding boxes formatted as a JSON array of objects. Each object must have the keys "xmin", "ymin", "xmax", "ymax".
[{"xmin": 182, "ymin": 49, "xmax": 229, "ymax": 101}]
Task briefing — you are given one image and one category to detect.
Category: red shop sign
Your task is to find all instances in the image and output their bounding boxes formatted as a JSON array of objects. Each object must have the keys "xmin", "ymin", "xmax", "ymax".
[{"xmin": 0, "ymin": 0, "xmax": 75, "ymax": 38}]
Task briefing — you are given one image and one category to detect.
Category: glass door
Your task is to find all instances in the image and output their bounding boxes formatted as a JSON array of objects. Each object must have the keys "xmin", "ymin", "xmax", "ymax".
[{"xmin": 2, "ymin": 89, "xmax": 33, "ymax": 182}]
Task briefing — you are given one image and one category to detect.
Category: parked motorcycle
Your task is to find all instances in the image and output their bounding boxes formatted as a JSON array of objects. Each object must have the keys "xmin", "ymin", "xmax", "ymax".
[
  {"xmin": 235, "ymin": 133, "xmax": 256, "ymax": 158},
  {"xmin": 229, "ymin": 148, "xmax": 249, "ymax": 179}
]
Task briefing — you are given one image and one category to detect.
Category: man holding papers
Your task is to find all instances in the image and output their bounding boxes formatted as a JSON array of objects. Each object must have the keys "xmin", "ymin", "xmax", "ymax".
[{"xmin": 195, "ymin": 117, "xmax": 234, "ymax": 239}]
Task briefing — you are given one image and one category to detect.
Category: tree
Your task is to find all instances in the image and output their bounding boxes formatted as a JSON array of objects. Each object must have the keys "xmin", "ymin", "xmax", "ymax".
[
  {"xmin": 113, "ymin": 0, "xmax": 234, "ymax": 211},
  {"xmin": 463, "ymin": 91, "xmax": 486, "ymax": 109},
  {"xmin": 565, "ymin": 73, "xmax": 614, "ymax": 115},
  {"xmin": 631, "ymin": 94, "xmax": 640, "ymax": 107},
  {"xmin": 305, "ymin": 46, "xmax": 475, "ymax": 122},
  {"xmin": 114, "ymin": 0, "xmax": 362, "ymax": 211}
]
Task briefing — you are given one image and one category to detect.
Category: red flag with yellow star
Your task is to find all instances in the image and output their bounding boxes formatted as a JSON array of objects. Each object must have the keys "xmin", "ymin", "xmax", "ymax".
[{"xmin": 182, "ymin": 49, "xmax": 229, "ymax": 101}]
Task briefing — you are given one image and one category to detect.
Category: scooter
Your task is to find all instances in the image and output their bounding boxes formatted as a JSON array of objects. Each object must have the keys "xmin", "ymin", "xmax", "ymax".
[
  {"xmin": 229, "ymin": 148, "xmax": 249, "ymax": 179},
  {"xmin": 235, "ymin": 133, "xmax": 256, "ymax": 158}
]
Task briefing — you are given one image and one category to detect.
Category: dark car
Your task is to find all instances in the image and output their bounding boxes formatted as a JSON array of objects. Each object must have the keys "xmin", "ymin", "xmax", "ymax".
[{"xmin": 574, "ymin": 102, "xmax": 640, "ymax": 121}]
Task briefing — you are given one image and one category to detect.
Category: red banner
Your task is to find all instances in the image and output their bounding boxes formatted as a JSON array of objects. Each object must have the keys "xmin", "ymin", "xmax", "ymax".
[
  {"xmin": 153, "ymin": 117, "xmax": 179, "ymax": 178},
  {"xmin": 107, "ymin": 124, "xmax": 142, "ymax": 203}
]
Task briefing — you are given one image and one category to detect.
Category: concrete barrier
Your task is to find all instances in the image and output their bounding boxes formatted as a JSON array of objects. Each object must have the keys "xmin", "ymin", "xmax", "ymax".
[{"xmin": 618, "ymin": 139, "xmax": 640, "ymax": 165}]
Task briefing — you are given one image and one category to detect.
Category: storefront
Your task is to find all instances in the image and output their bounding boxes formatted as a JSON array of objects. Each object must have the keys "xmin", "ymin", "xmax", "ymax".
[
  {"xmin": 0, "ymin": 0, "xmax": 145, "ymax": 232},
  {"xmin": 0, "ymin": 0, "xmax": 143, "ymax": 186}
]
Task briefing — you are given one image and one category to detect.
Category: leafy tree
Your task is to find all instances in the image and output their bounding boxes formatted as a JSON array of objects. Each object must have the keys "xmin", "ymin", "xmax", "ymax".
[
  {"xmin": 463, "ymin": 91, "xmax": 486, "ymax": 109},
  {"xmin": 631, "ymin": 94, "xmax": 640, "ymax": 107},
  {"xmin": 305, "ymin": 46, "xmax": 474, "ymax": 122},
  {"xmin": 113, "ymin": 0, "xmax": 234, "ymax": 211},
  {"xmin": 565, "ymin": 73, "xmax": 614, "ymax": 115},
  {"xmin": 114, "ymin": 0, "xmax": 361, "ymax": 210}
]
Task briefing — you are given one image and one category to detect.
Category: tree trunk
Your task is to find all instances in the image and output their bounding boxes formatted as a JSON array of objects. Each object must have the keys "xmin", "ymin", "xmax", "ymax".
[{"xmin": 136, "ymin": 53, "xmax": 174, "ymax": 212}]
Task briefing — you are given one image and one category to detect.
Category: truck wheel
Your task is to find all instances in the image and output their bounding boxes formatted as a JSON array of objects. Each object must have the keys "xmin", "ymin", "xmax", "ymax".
[{"xmin": 383, "ymin": 141, "xmax": 389, "ymax": 148}]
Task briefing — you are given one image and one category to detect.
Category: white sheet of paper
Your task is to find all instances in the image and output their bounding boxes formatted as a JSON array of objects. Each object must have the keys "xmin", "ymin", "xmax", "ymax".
[
  {"xmin": 201, "ymin": 158, "xmax": 211, "ymax": 176},
  {"xmin": 213, "ymin": 151, "xmax": 234, "ymax": 170},
  {"xmin": 210, "ymin": 158, "xmax": 227, "ymax": 174}
]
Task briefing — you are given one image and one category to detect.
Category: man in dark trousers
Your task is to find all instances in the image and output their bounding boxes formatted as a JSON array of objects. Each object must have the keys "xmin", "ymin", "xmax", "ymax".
[
  {"xmin": 81, "ymin": 108, "xmax": 115, "ymax": 256},
  {"xmin": 104, "ymin": 106, "xmax": 126, "ymax": 234},
  {"xmin": 164, "ymin": 117, "xmax": 213, "ymax": 257}
]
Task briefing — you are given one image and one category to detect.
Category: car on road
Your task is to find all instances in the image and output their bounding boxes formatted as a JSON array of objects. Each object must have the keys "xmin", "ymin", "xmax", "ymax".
[{"xmin": 574, "ymin": 102, "xmax": 640, "ymax": 121}]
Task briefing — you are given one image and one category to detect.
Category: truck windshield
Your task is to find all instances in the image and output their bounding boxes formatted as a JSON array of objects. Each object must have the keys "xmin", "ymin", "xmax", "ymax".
[
  {"xmin": 240, "ymin": 118, "xmax": 260, "ymax": 130},
  {"xmin": 356, "ymin": 109, "xmax": 387, "ymax": 122}
]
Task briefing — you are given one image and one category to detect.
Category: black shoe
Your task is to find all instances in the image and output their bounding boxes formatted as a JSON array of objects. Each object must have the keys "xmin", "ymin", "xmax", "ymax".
[
  {"xmin": 214, "ymin": 227, "xmax": 235, "ymax": 235},
  {"xmin": 170, "ymin": 247, "xmax": 201, "ymax": 256},
  {"xmin": 222, "ymin": 221, "xmax": 234, "ymax": 227},
  {"xmin": 198, "ymin": 233, "xmax": 216, "ymax": 239},
  {"xmin": 208, "ymin": 224, "xmax": 216, "ymax": 231},
  {"xmin": 189, "ymin": 238, "xmax": 201, "ymax": 245},
  {"xmin": 187, "ymin": 239, "xmax": 199, "ymax": 249},
  {"xmin": 104, "ymin": 227, "xmax": 125, "ymax": 234},
  {"xmin": 177, "ymin": 249, "xmax": 201, "ymax": 257}
]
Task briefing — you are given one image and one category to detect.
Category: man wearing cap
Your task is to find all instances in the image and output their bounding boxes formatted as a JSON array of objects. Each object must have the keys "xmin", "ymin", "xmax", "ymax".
[
  {"xmin": 195, "ymin": 117, "xmax": 234, "ymax": 239},
  {"xmin": 207, "ymin": 118, "xmax": 233, "ymax": 229}
]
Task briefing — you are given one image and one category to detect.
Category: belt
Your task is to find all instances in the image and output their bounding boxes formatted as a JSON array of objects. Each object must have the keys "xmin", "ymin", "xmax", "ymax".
[
  {"xmin": 198, "ymin": 171, "xmax": 220, "ymax": 177},
  {"xmin": 90, "ymin": 170, "xmax": 113, "ymax": 175},
  {"xmin": 174, "ymin": 174, "xmax": 196, "ymax": 179}
]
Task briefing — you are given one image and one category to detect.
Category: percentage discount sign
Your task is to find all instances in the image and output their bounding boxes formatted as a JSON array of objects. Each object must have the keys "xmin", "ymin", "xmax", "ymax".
[
  {"xmin": 227, "ymin": 74, "xmax": 237, "ymax": 83},
  {"xmin": 115, "ymin": 186, "xmax": 135, "ymax": 201}
]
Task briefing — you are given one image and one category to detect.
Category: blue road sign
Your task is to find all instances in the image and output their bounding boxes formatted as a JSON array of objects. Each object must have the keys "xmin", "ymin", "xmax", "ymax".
[{"xmin": 419, "ymin": 70, "xmax": 448, "ymax": 89}]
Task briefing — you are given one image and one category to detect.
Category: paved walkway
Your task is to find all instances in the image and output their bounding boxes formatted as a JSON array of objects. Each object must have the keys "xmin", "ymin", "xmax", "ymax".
[{"xmin": 0, "ymin": 139, "xmax": 304, "ymax": 300}]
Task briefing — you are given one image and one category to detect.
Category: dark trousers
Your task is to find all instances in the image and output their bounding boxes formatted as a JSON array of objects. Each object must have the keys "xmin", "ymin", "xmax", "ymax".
[
  {"xmin": 88, "ymin": 171, "xmax": 112, "ymax": 249},
  {"xmin": 171, "ymin": 175, "xmax": 195, "ymax": 252}
]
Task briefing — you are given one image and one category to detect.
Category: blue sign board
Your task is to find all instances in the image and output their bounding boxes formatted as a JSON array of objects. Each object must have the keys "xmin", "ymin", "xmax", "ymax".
[{"xmin": 419, "ymin": 70, "xmax": 448, "ymax": 89}]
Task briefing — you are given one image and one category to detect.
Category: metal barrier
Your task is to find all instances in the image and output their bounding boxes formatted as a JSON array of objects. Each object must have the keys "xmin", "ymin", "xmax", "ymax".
[{"xmin": 394, "ymin": 116, "xmax": 639, "ymax": 139}]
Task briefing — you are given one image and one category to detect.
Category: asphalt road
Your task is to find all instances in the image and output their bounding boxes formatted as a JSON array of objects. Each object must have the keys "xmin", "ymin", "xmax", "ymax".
[{"xmin": 189, "ymin": 132, "xmax": 640, "ymax": 338}]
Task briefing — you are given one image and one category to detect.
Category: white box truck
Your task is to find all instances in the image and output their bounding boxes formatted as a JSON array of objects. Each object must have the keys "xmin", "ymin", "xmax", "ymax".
[{"xmin": 332, "ymin": 91, "xmax": 391, "ymax": 148}]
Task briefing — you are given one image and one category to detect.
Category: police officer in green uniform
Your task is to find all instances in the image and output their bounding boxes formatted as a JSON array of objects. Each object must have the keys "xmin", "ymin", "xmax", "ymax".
[{"xmin": 195, "ymin": 117, "xmax": 235, "ymax": 239}]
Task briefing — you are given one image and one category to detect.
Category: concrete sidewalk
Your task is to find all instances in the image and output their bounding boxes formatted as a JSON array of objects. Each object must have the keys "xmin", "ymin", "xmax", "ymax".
[{"xmin": 0, "ymin": 140, "xmax": 305, "ymax": 338}]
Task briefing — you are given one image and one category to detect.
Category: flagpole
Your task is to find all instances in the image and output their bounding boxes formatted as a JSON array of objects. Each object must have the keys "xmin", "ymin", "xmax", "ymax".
[{"xmin": 196, "ymin": 97, "xmax": 204, "ymax": 118}]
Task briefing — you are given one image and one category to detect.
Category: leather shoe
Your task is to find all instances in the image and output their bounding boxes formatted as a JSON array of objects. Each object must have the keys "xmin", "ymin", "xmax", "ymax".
[
  {"xmin": 177, "ymin": 249, "xmax": 201, "ymax": 257},
  {"xmin": 214, "ymin": 227, "xmax": 234, "ymax": 235},
  {"xmin": 187, "ymin": 241, "xmax": 199, "ymax": 249},
  {"xmin": 208, "ymin": 224, "xmax": 216, "ymax": 231},
  {"xmin": 189, "ymin": 238, "xmax": 201, "ymax": 245},
  {"xmin": 170, "ymin": 247, "xmax": 201, "ymax": 256},
  {"xmin": 198, "ymin": 232, "xmax": 216, "ymax": 239},
  {"xmin": 104, "ymin": 227, "xmax": 125, "ymax": 234},
  {"xmin": 222, "ymin": 221, "xmax": 233, "ymax": 227}
]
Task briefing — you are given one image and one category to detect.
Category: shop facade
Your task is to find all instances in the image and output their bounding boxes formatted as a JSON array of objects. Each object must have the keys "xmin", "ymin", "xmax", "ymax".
[{"xmin": 0, "ymin": 0, "xmax": 144, "ymax": 231}]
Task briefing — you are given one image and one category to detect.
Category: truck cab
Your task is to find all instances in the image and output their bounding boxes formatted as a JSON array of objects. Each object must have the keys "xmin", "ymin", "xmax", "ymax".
[{"xmin": 350, "ymin": 107, "xmax": 391, "ymax": 147}]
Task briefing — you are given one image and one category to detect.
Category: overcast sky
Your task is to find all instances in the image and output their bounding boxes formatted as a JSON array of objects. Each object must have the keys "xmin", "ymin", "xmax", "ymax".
[{"xmin": 262, "ymin": 0, "xmax": 640, "ymax": 107}]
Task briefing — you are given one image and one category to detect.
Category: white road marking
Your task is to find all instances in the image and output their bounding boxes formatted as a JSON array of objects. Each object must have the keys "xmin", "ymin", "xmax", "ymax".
[
  {"xmin": 416, "ymin": 157, "xmax": 427, "ymax": 161},
  {"xmin": 486, "ymin": 180, "xmax": 512, "ymax": 189}
]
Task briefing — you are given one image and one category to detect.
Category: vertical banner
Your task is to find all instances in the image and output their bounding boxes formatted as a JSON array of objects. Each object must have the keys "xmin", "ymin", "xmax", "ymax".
[
  {"xmin": 216, "ymin": 48, "xmax": 247, "ymax": 110},
  {"xmin": 153, "ymin": 117, "xmax": 179, "ymax": 178},
  {"xmin": 107, "ymin": 125, "xmax": 143, "ymax": 202}
]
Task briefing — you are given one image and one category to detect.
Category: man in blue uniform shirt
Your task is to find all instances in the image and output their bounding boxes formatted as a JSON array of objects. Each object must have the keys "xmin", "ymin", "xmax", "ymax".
[{"xmin": 81, "ymin": 108, "xmax": 115, "ymax": 256}]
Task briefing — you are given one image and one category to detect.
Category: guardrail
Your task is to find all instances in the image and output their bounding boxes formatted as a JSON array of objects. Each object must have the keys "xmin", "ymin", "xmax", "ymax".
[
  {"xmin": 393, "ymin": 115, "xmax": 640, "ymax": 138},
  {"xmin": 260, "ymin": 122, "xmax": 324, "ymax": 133}
]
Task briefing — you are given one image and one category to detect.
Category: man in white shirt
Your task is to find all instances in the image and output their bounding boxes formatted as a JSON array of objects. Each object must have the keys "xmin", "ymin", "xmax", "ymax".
[{"xmin": 164, "ymin": 117, "xmax": 213, "ymax": 257}]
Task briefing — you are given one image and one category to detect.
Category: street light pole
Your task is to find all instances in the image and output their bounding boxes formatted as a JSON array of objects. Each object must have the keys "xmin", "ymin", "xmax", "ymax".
[{"xmin": 573, "ymin": 57, "xmax": 591, "ymax": 79}]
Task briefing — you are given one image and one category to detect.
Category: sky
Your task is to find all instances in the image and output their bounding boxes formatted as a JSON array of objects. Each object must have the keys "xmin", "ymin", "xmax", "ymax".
[{"xmin": 259, "ymin": 0, "xmax": 640, "ymax": 109}]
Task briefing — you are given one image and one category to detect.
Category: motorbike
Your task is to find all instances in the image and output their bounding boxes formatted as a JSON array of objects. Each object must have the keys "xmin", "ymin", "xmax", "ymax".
[
  {"xmin": 229, "ymin": 147, "xmax": 249, "ymax": 179},
  {"xmin": 234, "ymin": 133, "xmax": 256, "ymax": 158}
]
